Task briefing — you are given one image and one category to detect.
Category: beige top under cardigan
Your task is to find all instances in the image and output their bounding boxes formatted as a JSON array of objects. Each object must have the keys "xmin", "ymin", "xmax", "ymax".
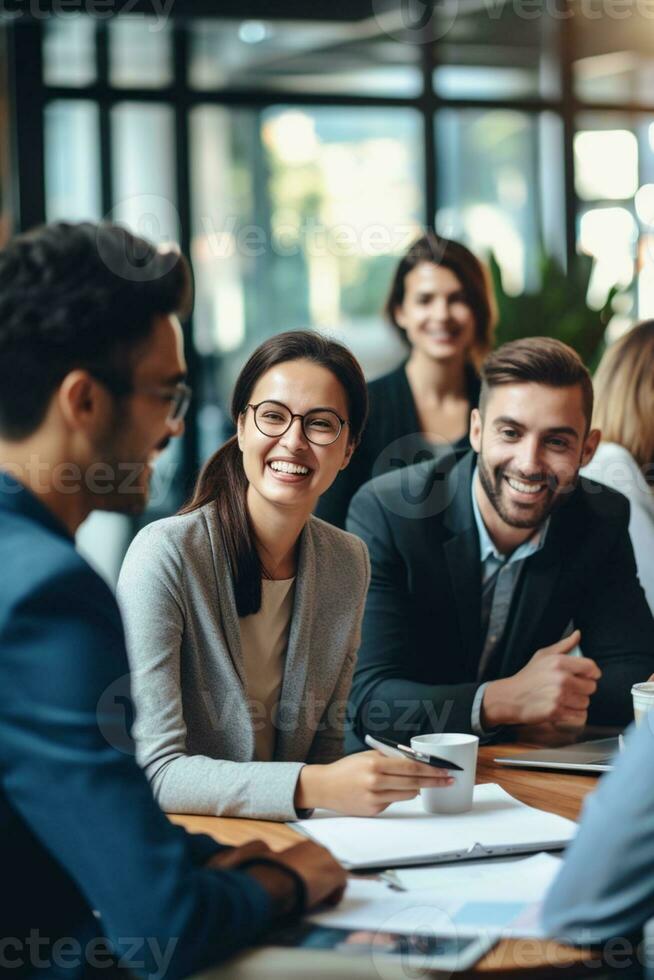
[
  {"xmin": 117, "ymin": 505, "xmax": 370, "ymax": 821},
  {"xmin": 239, "ymin": 577, "xmax": 295, "ymax": 762}
]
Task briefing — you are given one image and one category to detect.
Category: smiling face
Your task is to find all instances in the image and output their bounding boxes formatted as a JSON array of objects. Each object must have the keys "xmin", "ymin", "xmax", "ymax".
[
  {"xmin": 237, "ymin": 358, "xmax": 354, "ymax": 514},
  {"xmin": 469, "ymin": 382, "xmax": 600, "ymax": 532},
  {"xmin": 394, "ymin": 262, "xmax": 477, "ymax": 363}
]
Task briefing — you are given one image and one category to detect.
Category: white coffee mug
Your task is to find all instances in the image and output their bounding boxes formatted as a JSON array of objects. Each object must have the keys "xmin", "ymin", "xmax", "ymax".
[
  {"xmin": 411, "ymin": 733, "xmax": 479, "ymax": 814},
  {"xmin": 632, "ymin": 682, "xmax": 654, "ymax": 727}
]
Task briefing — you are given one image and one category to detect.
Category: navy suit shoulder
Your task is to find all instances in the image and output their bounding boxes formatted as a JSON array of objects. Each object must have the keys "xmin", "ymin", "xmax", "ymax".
[
  {"xmin": 349, "ymin": 453, "xmax": 463, "ymax": 536},
  {"xmin": 1, "ymin": 500, "xmax": 108, "ymax": 600},
  {"xmin": 1, "ymin": 508, "xmax": 124, "ymax": 652},
  {"xmin": 0, "ymin": 482, "xmax": 273, "ymax": 979},
  {"xmin": 578, "ymin": 473, "xmax": 631, "ymax": 521}
]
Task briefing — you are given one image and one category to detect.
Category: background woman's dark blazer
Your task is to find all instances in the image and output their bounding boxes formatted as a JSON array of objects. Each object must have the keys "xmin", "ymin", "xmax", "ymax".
[{"xmin": 315, "ymin": 359, "xmax": 481, "ymax": 529}]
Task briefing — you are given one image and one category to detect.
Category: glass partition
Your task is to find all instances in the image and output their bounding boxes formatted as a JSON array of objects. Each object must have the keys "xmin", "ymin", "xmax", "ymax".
[
  {"xmin": 45, "ymin": 101, "xmax": 101, "ymax": 222},
  {"xmin": 189, "ymin": 18, "xmax": 422, "ymax": 96},
  {"xmin": 109, "ymin": 17, "xmax": 173, "ymax": 89},
  {"xmin": 433, "ymin": 6, "xmax": 560, "ymax": 101},
  {"xmin": 436, "ymin": 109, "xmax": 562, "ymax": 294},
  {"xmin": 43, "ymin": 17, "xmax": 96, "ymax": 87}
]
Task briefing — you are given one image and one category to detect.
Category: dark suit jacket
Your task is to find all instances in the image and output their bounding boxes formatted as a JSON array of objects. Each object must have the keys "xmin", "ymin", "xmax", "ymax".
[
  {"xmin": 0, "ymin": 473, "xmax": 272, "ymax": 979},
  {"xmin": 315, "ymin": 359, "xmax": 480, "ymax": 529},
  {"xmin": 345, "ymin": 451, "xmax": 654, "ymax": 752}
]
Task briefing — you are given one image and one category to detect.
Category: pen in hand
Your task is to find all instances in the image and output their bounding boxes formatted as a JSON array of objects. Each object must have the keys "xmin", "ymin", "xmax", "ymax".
[{"xmin": 365, "ymin": 734, "xmax": 464, "ymax": 772}]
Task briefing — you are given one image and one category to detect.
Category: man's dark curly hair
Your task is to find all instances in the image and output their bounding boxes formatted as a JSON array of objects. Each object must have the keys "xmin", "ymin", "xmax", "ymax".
[{"xmin": 0, "ymin": 221, "xmax": 193, "ymax": 440}]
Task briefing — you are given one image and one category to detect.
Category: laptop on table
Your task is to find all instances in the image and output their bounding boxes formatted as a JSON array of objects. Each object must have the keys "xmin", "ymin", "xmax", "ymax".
[{"xmin": 494, "ymin": 736, "xmax": 620, "ymax": 773}]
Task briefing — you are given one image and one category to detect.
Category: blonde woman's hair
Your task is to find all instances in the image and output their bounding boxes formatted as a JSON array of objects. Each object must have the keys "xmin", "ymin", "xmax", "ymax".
[{"xmin": 592, "ymin": 320, "xmax": 654, "ymax": 471}]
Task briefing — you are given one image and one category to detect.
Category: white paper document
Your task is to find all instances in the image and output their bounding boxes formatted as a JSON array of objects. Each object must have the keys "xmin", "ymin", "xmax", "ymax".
[
  {"xmin": 308, "ymin": 853, "xmax": 563, "ymax": 939},
  {"xmin": 293, "ymin": 783, "xmax": 576, "ymax": 869},
  {"xmin": 387, "ymin": 850, "xmax": 562, "ymax": 897}
]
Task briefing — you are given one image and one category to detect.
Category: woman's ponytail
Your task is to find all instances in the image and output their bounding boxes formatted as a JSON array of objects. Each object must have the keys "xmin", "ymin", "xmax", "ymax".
[{"xmin": 179, "ymin": 436, "xmax": 262, "ymax": 615}]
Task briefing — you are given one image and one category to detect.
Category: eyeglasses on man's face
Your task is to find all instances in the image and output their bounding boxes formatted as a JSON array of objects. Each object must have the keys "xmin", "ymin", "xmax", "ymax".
[
  {"xmin": 138, "ymin": 381, "xmax": 193, "ymax": 423},
  {"xmin": 91, "ymin": 370, "xmax": 193, "ymax": 424},
  {"xmin": 248, "ymin": 400, "xmax": 349, "ymax": 446}
]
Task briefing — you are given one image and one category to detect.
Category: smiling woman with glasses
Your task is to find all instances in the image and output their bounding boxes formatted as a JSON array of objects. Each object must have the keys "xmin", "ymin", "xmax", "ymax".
[{"xmin": 117, "ymin": 330, "xmax": 454, "ymax": 821}]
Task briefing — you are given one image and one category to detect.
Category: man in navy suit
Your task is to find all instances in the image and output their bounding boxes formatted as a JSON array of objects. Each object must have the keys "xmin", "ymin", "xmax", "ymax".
[
  {"xmin": 0, "ymin": 222, "xmax": 345, "ymax": 979},
  {"xmin": 347, "ymin": 337, "xmax": 654, "ymax": 749}
]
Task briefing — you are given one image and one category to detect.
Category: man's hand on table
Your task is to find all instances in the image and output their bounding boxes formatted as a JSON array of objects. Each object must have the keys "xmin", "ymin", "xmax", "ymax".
[
  {"xmin": 268, "ymin": 840, "xmax": 347, "ymax": 908},
  {"xmin": 481, "ymin": 630, "xmax": 602, "ymax": 731},
  {"xmin": 206, "ymin": 839, "xmax": 274, "ymax": 870},
  {"xmin": 206, "ymin": 838, "xmax": 347, "ymax": 919}
]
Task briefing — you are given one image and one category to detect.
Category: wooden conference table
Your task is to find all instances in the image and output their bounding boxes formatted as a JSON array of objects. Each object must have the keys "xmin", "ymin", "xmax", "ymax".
[{"xmin": 170, "ymin": 743, "xmax": 607, "ymax": 978}]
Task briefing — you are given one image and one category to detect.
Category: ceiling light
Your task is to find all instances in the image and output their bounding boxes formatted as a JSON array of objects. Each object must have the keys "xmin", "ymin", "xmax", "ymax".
[{"xmin": 238, "ymin": 21, "xmax": 270, "ymax": 44}]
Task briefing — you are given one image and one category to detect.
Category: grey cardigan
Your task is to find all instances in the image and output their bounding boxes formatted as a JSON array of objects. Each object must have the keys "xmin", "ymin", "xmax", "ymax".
[{"xmin": 117, "ymin": 504, "xmax": 370, "ymax": 821}]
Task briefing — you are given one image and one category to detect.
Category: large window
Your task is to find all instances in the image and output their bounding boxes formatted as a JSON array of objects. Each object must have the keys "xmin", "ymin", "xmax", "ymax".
[
  {"xmin": 7, "ymin": 5, "xmax": 651, "ymax": 575},
  {"xmin": 436, "ymin": 109, "xmax": 563, "ymax": 294},
  {"xmin": 575, "ymin": 111, "xmax": 654, "ymax": 324},
  {"xmin": 189, "ymin": 102, "xmax": 423, "ymax": 458}
]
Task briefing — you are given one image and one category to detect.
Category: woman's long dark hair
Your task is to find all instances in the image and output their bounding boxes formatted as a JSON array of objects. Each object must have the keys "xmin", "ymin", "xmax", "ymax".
[{"xmin": 180, "ymin": 330, "xmax": 368, "ymax": 616}]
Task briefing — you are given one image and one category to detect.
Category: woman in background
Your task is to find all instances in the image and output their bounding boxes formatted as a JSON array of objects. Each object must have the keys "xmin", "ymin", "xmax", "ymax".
[
  {"xmin": 118, "ymin": 330, "xmax": 452, "ymax": 821},
  {"xmin": 582, "ymin": 320, "xmax": 654, "ymax": 613},
  {"xmin": 315, "ymin": 233, "xmax": 496, "ymax": 528}
]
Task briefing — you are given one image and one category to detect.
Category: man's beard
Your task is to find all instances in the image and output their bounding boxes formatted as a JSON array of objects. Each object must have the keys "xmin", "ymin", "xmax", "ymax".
[
  {"xmin": 477, "ymin": 452, "xmax": 570, "ymax": 530},
  {"xmin": 85, "ymin": 405, "xmax": 154, "ymax": 516},
  {"xmin": 86, "ymin": 452, "xmax": 151, "ymax": 516}
]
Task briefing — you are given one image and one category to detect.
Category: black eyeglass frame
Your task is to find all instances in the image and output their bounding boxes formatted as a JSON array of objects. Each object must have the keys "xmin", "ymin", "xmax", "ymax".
[{"xmin": 247, "ymin": 400, "xmax": 350, "ymax": 446}]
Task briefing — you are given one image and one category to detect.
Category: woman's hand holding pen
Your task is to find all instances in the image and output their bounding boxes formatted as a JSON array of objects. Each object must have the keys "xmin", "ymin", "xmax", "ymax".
[{"xmin": 294, "ymin": 750, "xmax": 454, "ymax": 817}]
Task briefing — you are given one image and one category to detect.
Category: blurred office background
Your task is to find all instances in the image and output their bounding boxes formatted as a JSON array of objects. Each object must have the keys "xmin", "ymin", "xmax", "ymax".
[{"xmin": 0, "ymin": 0, "xmax": 652, "ymax": 581}]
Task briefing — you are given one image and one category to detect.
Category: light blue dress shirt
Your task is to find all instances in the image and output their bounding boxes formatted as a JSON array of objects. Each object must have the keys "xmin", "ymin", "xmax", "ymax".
[
  {"xmin": 470, "ymin": 468, "xmax": 550, "ymax": 734},
  {"xmin": 543, "ymin": 715, "xmax": 654, "ymax": 954}
]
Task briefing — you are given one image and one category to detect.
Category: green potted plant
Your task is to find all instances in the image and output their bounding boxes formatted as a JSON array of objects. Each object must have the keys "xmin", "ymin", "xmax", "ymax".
[{"xmin": 488, "ymin": 251, "xmax": 622, "ymax": 369}]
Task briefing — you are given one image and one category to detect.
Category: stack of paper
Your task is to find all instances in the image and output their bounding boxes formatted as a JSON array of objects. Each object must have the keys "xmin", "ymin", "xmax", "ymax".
[
  {"xmin": 308, "ymin": 853, "xmax": 563, "ymax": 940},
  {"xmin": 293, "ymin": 783, "xmax": 576, "ymax": 870}
]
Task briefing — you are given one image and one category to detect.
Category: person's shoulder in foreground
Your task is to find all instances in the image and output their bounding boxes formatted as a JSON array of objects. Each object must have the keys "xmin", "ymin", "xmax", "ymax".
[
  {"xmin": 0, "ymin": 473, "xmax": 274, "ymax": 980},
  {"xmin": 543, "ymin": 715, "xmax": 654, "ymax": 944},
  {"xmin": 0, "ymin": 468, "xmax": 98, "ymax": 611},
  {"xmin": 0, "ymin": 221, "xmax": 346, "ymax": 978}
]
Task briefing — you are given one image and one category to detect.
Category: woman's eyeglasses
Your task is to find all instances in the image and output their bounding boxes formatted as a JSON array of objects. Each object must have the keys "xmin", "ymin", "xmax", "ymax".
[{"xmin": 248, "ymin": 400, "xmax": 348, "ymax": 446}]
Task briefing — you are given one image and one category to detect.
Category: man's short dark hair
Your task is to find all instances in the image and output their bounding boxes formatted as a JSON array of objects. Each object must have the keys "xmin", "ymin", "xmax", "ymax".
[
  {"xmin": 0, "ymin": 221, "xmax": 192, "ymax": 440},
  {"xmin": 480, "ymin": 337, "xmax": 594, "ymax": 429}
]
